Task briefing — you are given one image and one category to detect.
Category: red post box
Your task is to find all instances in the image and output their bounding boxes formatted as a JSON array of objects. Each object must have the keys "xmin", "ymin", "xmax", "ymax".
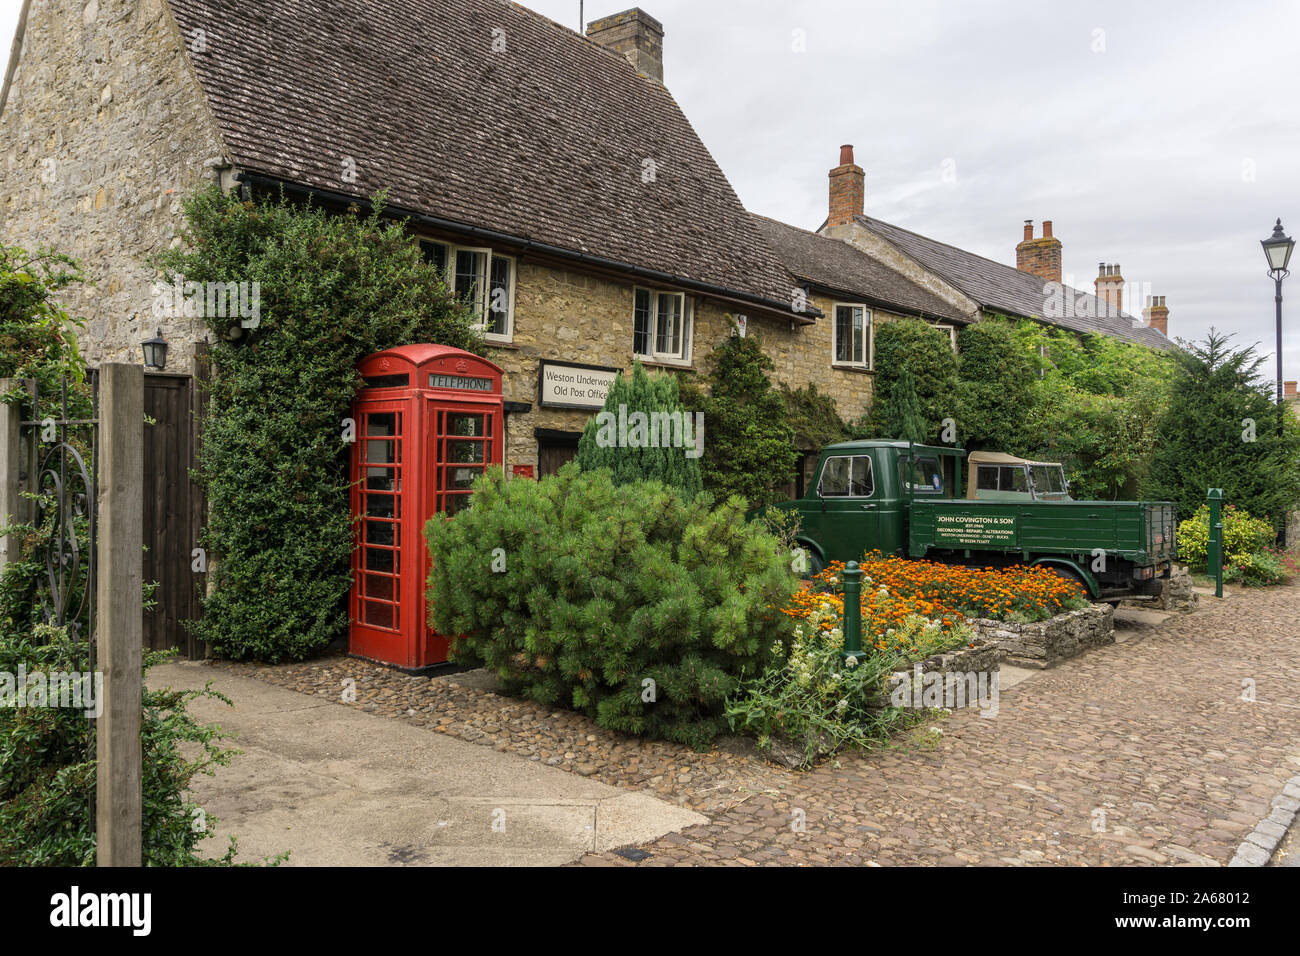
[{"xmin": 348, "ymin": 344, "xmax": 504, "ymax": 670}]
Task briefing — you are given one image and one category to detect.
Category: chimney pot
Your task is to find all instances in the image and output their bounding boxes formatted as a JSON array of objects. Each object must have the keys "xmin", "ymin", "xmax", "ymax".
[
  {"xmin": 1042, "ymin": 220, "xmax": 1053, "ymax": 239},
  {"xmin": 586, "ymin": 8, "xmax": 665, "ymax": 84},
  {"xmin": 839, "ymin": 144, "xmax": 855, "ymax": 166},
  {"xmin": 1024, "ymin": 220, "xmax": 1034, "ymax": 241}
]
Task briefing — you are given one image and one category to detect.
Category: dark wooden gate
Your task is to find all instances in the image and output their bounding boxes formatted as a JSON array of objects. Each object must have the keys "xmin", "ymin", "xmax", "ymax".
[{"xmin": 142, "ymin": 366, "xmax": 207, "ymax": 657}]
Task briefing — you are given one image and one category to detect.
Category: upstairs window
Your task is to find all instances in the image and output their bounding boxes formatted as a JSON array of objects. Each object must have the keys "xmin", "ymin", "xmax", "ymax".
[
  {"xmin": 833, "ymin": 304, "xmax": 870, "ymax": 368},
  {"xmin": 633, "ymin": 288, "xmax": 693, "ymax": 364},
  {"xmin": 419, "ymin": 239, "xmax": 514, "ymax": 341}
]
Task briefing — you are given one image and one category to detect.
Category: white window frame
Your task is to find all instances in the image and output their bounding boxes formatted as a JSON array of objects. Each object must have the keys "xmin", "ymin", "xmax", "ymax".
[
  {"xmin": 420, "ymin": 239, "xmax": 516, "ymax": 343},
  {"xmin": 831, "ymin": 302, "xmax": 872, "ymax": 369},
  {"xmin": 632, "ymin": 286, "xmax": 694, "ymax": 365},
  {"xmin": 931, "ymin": 323, "xmax": 957, "ymax": 351}
]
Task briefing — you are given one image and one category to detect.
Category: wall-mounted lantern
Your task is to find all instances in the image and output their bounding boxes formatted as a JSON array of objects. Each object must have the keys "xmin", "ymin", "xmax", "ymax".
[{"xmin": 142, "ymin": 329, "xmax": 169, "ymax": 370}]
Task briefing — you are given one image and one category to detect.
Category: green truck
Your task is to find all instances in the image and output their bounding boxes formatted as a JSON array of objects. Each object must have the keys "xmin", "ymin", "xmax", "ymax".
[{"xmin": 770, "ymin": 440, "xmax": 1176, "ymax": 602}]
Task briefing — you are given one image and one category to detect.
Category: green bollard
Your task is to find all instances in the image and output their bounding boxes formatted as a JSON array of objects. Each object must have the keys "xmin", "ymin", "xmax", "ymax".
[
  {"xmin": 1207, "ymin": 488, "xmax": 1224, "ymax": 599},
  {"xmin": 841, "ymin": 561, "xmax": 866, "ymax": 661}
]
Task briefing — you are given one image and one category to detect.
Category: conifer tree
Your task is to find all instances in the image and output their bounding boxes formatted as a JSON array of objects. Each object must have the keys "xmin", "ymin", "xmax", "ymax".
[
  {"xmin": 875, "ymin": 365, "xmax": 928, "ymax": 443},
  {"xmin": 576, "ymin": 362, "xmax": 703, "ymax": 496}
]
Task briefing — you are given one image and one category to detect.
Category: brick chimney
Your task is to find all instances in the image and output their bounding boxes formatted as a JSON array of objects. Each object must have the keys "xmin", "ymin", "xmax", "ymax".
[
  {"xmin": 1015, "ymin": 220, "xmax": 1062, "ymax": 285},
  {"xmin": 1095, "ymin": 263, "xmax": 1125, "ymax": 316},
  {"xmin": 586, "ymin": 8, "xmax": 664, "ymax": 84},
  {"xmin": 1285, "ymin": 381, "xmax": 1297, "ymax": 399},
  {"xmin": 827, "ymin": 145, "xmax": 865, "ymax": 229},
  {"xmin": 1141, "ymin": 295, "xmax": 1169, "ymax": 336}
]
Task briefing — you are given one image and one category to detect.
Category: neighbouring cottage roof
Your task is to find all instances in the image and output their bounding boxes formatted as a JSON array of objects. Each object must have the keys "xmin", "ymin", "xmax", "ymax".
[
  {"xmin": 750, "ymin": 214, "xmax": 971, "ymax": 325},
  {"xmin": 166, "ymin": 0, "xmax": 804, "ymax": 316},
  {"xmin": 858, "ymin": 216, "xmax": 1172, "ymax": 349}
]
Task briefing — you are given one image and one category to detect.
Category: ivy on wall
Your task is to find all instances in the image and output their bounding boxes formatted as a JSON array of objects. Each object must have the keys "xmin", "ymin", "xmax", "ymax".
[{"xmin": 153, "ymin": 187, "xmax": 484, "ymax": 661}]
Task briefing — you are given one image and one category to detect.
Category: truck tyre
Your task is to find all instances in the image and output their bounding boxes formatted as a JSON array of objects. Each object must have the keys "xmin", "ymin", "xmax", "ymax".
[
  {"xmin": 807, "ymin": 549, "xmax": 826, "ymax": 576},
  {"xmin": 1045, "ymin": 565, "xmax": 1092, "ymax": 601}
]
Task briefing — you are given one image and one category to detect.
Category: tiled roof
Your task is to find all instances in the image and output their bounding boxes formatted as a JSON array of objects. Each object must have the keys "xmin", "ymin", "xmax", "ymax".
[
  {"xmin": 859, "ymin": 217, "xmax": 1172, "ymax": 349},
  {"xmin": 167, "ymin": 0, "xmax": 802, "ymax": 313},
  {"xmin": 751, "ymin": 215, "xmax": 971, "ymax": 324}
]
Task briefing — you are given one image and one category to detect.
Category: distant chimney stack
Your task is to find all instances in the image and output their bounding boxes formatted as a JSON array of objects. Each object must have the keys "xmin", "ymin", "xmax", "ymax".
[
  {"xmin": 1284, "ymin": 380, "xmax": 1296, "ymax": 399},
  {"xmin": 1142, "ymin": 294, "xmax": 1169, "ymax": 336},
  {"xmin": 1015, "ymin": 220, "xmax": 1063, "ymax": 285},
  {"xmin": 827, "ymin": 144, "xmax": 865, "ymax": 229},
  {"xmin": 587, "ymin": 8, "xmax": 664, "ymax": 84},
  {"xmin": 1095, "ymin": 262, "xmax": 1125, "ymax": 316}
]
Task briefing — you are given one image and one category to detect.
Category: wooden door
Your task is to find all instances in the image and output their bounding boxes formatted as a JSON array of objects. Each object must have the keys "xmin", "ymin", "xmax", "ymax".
[{"xmin": 142, "ymin": 374, "xmax": 200, "ymax": 654}]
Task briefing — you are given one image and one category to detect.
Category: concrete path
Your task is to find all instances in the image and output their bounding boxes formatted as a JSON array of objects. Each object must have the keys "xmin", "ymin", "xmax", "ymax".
[{"xmin": 149, "ymin": 662, "xmax": 705, "ymax": 866}]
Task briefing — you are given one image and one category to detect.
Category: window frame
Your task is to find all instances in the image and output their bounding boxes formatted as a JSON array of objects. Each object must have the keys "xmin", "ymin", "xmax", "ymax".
[
  {"xmin": 931, "ymin": 323, "xmax": 958, "ymax": 351},
  {"xmin": 816, "ymin": 455, "xmax": 875, "ymax": 499},
  {"xmin": 632, "ymin": 286, "xmax": 694, "ymax": 365},
  {"xmin": 419, "ymin": 239, "xmax": 515, "ymax": 343},
  {"xmin": 832, "ymin": 302, "xmax": 872, "ymax": 370}
]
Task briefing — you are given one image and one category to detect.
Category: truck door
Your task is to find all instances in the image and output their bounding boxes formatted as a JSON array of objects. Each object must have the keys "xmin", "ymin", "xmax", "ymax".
[{"xmin": 815, "ymin": 453, "xmax": 881, "ymax": 563}]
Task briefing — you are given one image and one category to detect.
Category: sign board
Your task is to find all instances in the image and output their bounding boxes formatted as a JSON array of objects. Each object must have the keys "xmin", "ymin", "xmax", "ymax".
[
  {"xmin": 539, "ymin": 361, "xmax": 620, "ymax": 411},
  {"xmin": 932, "ymin": 513, "xmax": 1018, "ymax": 548},
  {"xmin": 429, "ymin": 373, "xmax": 494, "ymax": 392}
]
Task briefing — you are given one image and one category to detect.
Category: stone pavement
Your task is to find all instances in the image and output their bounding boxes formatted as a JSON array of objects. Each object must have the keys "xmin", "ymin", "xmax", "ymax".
[
  {"xmin": 570, "ymin": 582, "xmax": 1300, "ymax": 866},
  {"xmin": 149, "ymin": 662, "xmax": 705, "ymax": 866},
  {"xmin": 211, "ymin": 583, "xmax": 1300, "ymax": 867}
]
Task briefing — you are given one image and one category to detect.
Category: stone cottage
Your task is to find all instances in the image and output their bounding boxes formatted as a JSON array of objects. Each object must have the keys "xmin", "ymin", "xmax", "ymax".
[{"xmin": 2, "ymin": 0, "xmax": 986, "ymax": 476}]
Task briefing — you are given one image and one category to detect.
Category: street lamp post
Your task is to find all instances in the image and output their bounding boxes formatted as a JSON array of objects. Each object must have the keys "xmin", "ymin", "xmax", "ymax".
[{"xmin": 1262, "ymin": 218, "xmax": 1295, "ymax": 547}]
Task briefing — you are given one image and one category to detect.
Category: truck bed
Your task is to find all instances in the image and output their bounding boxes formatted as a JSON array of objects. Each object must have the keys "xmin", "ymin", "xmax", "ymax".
[{"xmin": 908, "ymin": 499, "xmax": 1176, "ymax": 564}]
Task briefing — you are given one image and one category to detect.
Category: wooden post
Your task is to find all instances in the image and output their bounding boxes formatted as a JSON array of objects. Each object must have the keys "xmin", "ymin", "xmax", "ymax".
[
  {"xmin": 96, "ymin": 363, "xmax": 143, "ymax": 867},
  {"xmin": 0, "ymin": 378, "xmax": 23, "ymax": 572},
  {"xmin": 189, "ymin": 342, "xmax": 211, "ymax": 660}
]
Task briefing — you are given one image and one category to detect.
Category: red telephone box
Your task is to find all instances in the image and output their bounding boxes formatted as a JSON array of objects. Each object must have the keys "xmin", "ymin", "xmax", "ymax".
[{"xmin": 348, "ymin": 344, "xmax": 504, "ymax": 670}]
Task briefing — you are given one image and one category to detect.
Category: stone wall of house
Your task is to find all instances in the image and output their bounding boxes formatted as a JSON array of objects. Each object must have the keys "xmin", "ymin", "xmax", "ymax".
[
  {"xmin": 0, "ymin": 0, "xmax": 227, "ymax": 368},
  {"xmin": 494, "ymin": 263, "xmax": 923, "ymax": 471}
]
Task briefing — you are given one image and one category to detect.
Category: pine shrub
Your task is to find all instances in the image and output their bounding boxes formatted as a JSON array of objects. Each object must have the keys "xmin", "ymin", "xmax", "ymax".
[{"xmin": 425, "ymin": 465, "xmax": 796, "ymax": 749}]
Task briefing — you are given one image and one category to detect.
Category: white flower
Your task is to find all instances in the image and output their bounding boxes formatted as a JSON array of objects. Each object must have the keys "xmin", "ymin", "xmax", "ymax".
[{"xmin": 844, "ymin": 655, "xmax": 859, "ymax": 668}]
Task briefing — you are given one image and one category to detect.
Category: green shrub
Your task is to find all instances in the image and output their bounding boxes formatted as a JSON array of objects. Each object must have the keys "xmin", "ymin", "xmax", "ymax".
[
  {"xmin": 1223, "ymin": 550, "xmax": 1291, "ymax": 587},
  {"xmin": 153, "ymin": 186, "xmax": 483, "ymax": 661},
  {"xmin": 425, "ymin": 465, "xmax": 796, "ymax": 749},
  {"xmin": 576, "ymin": 362, "xmax": 703, "ymax": 497},
  {"xmin": 725, "ymin": 601, "xmax": 934, "ymax": 767},
  {"xmin": 0, "ymin": 627, "xmax": 239, "ymax": 865},
  {"xmin": 1176, "ymin": 503, "xmax": 1275, "ymax": 569}
]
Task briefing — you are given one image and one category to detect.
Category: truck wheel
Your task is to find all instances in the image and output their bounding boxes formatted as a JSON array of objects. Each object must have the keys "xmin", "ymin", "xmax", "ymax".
[
  {"xmin": 1046, "ymin": 565, "xmax": 1091, "ymax": 600},
  {"xmin": 806, "ymin": 550, "xmax": 826, "ymax": 576}
]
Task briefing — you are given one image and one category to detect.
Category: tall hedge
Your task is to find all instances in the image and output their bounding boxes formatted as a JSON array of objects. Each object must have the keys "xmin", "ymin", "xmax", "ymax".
[
  {"xmin": 425, "ymin": 465, "xmax": 796, "ymax": 749},
  {"xmin": 683, "ymin": 328, "xmax": 797, "ymax": 507},
  {"xmin": 154, "ymin": 187, "xmax": 483, "ymax": 661},
  {"xmin": 859, "ymin": 319, "xmax": 958, "ymax": 442}
]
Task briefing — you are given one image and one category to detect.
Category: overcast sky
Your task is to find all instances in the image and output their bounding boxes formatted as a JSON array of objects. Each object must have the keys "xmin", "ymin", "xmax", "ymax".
[{"xmin": 3, "ymin": 0, "xmax": 1298, "ymax": 381}]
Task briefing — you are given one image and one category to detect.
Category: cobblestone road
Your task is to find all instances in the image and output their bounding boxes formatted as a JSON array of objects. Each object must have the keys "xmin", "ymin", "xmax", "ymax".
[
  {"xmin": 219, "ymin": 583, "xmax": 1300, "ymax": 867},
  {"xmin": 574, "ymin": 583, "xmax": 1300, "ymax": 866}
]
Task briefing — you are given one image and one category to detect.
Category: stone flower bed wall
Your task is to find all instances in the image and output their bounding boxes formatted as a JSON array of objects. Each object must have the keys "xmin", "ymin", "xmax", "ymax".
[
  {"xmin": 869, "ymin": 637, "xmax": 1004, "ymax": 712},
  {"xmin": 972, "ymin": 603, "xmax": 1115, "ymax": 669}
]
